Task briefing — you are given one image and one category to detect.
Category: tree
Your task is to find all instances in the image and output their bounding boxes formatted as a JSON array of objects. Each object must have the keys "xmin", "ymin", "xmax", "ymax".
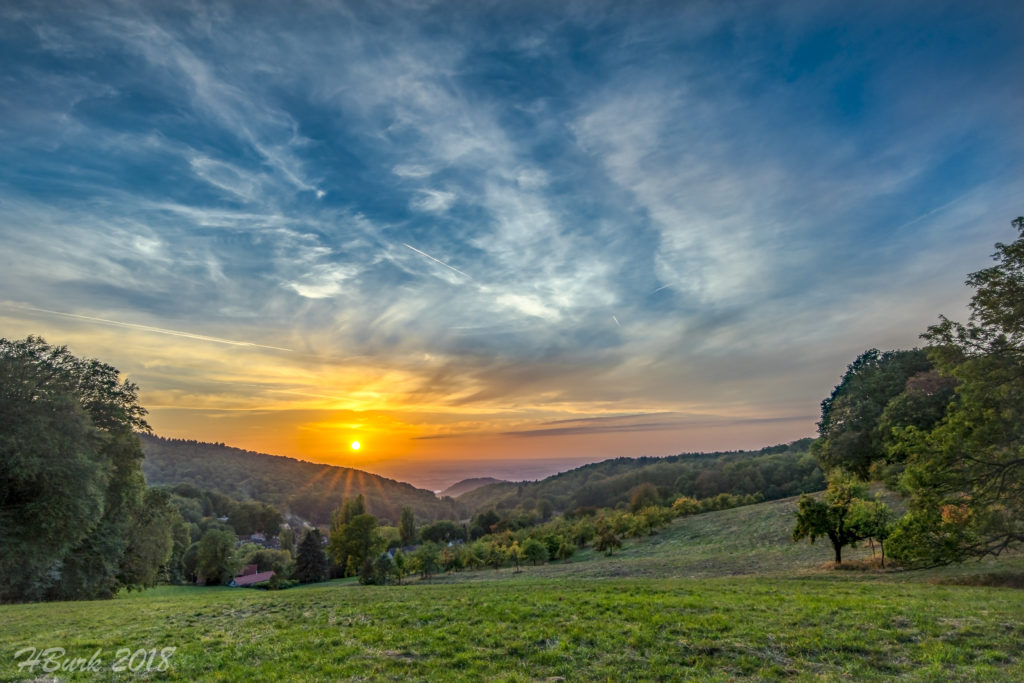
[
  {"xmin": 792, "ymin": 470, "xmax": 867, "ymax": 566},
  {"xmin": 399, "ymin": 506, "xmax": 417, "ymax": 547},
  {"xmin": 571, "ymin": 519, "xmax": 596, "ymax": 548},
  {"xmin": 594, "ymin": 516, "xmax": 622, "ymax": 555},
  {"xmin": 293, "ymin": 529, "xmax": 328, "ymax": 583},
  {"xmin": 240, "ymin": 548, "xmax": 293, "ymax": 576},
  {"xmin": 555, "ymin": 540, "xmax": 576, "ymax": 561},
  {"xmin": 359, "ymin": 552, "xmax": 396, "ymax": 585},
  {"xmin": 342, "ymin": 494, "xmax": 366, "ymax": 521},
  {"xmin": 196, "ymin": 529, "xmax": 238, "ymax": 585},
  {"xmin": 471, "ymin": 509, "xmax": 500, "ymax": 538},
  {"xmin": 507, "ymin": 541, "xmax": 523, "ymax": 573},
  {"xmin": 278, "ymin": 526, "xmax": 296, "ymax": 557},
  {"xmin": 119, "ymin": 488, "xmax": 181, "ymax": 590},
  {"xmin": 165, "ymin": 514, "xmax": 193, "ymax": 584},
  {"xmin": 0, "ymin": 337, "xmax": 150, "ymax": 602},
  {"xmin": 672, "ymin": 496, "xmax": 701, "ymax": 517},
  {"xmin": 522, "ymin": 538, "xmax": 548, "ymax": 566},
  {"xmin": 813, "ymin": 348, "xmax": 934, "ymax": 478},
  {"xmin": 595, "ymin": 528, "xmax": 622, "ymax": 555},
  {"xmin": 328, "ymin": 513, "xmax": 379, "ymax": 576},
  {"xmin": 485, "ymin": 541, "xmax": 508, "ymax": 570},
  {"xmin": 393, "ymin": 549, "xmax": 408, "ymax": 584},
  {"xmin": 228, "ymin": 500, "xmax": 282, "ymax": 536},
  {"xmin": 629, "ymin": 482, "xmax": 660, "ymax": 512},
  {"xmin": 412, "ymin": 542, "xmax": 441, "ymax": 579},
  {"xmin": 847, "ymin": 498, "xmax": 895, "ymax": 568},
  {"xmin": 889, "ymin": 217, "xmax": 1024, "ymax": 566},
  {"xmin": 419, "ymin": 520, "xmax": 466, "ymax": 544},
  {"xmin": 327, "ymin": 496, "xmax": 369, "ymax": 576},
  {"xmin": 535, "ymin": 498, "xmax": 554, "ymax": 521}
]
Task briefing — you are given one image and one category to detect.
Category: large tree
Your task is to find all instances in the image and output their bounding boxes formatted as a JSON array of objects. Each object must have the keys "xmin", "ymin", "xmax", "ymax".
[
  {"xmin": 328, "ymin": 513, "xmax": 380, "ymax": 576},
  {"xmin": 119, "ymin": 487, "xmax": 182, "ymax": 590},
  {"xmin": 196, "ymin": 528, "xmax": 239, "ymax": 585},
  {"xmin": 889, "ymin": 217, "xmax": 1024, "ymax": 566},
  {"xmin": 813, "ymin": 348, "xmax": 935, "ymax": 479},
  {"xmin": 293, "ymin": 528, "xmax": 328, "ymax": 583},
  {"xmin": 1, "ymin": 336, "xmax": 151, "ymax": 602}
]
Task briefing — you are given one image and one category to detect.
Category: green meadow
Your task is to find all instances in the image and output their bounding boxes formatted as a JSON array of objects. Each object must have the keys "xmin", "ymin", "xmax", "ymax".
[{"xmin": 3, "ymin": 495, "xmax": 1023, "ymax": 682}]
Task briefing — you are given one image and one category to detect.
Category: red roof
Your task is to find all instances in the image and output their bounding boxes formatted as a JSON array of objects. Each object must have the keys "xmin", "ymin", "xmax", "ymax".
[{"xmin": 231, "ymin": 570, "xmax": 275, "ymax": 586}]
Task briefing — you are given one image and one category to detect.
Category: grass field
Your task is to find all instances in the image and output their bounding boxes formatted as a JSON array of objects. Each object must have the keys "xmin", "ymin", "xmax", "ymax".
[{"xmin": 3, "ymin": 495, "xmax": 1023, "ymax": 681}]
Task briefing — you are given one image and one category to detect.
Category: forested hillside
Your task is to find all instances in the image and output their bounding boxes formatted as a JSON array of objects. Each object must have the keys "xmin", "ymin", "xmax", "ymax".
[
  {"xmin": 140, "ymin": 435, "xmax": 459, "ymax": 525},
  {"xmin": 457, "ymin": 439, "xmax": 822, "ymax": 514},
  {"xmin": 439, "ymin": 477, "xmax": 508, "ymax": 498}
]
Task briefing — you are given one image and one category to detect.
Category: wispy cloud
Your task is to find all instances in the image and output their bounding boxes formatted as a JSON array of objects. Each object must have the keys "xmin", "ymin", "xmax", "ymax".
[{"xmin": 7, "ymin": 304, "xmax": 292, "ymax": 351}]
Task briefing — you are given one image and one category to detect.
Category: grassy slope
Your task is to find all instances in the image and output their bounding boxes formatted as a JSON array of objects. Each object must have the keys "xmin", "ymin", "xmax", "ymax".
[{"xmin": 3, "ymin": 495, "xmax": 1023, "ymax": 681}]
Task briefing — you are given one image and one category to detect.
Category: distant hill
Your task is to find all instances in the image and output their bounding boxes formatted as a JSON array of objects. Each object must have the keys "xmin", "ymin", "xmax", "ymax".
[
  {"xmin": 139, "ymin": 434, "xmax": 460, "ymax": 526},
  {"xmin": 456, "ymin": 438, "xmax": 821, "ymax": 515},
  {"xmin": 439, "ymin": 477, "xmax": 509, "ymax": 498}
]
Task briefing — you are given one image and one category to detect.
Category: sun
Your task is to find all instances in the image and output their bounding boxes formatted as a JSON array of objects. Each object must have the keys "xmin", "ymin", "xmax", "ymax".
[{"xmin": 350, "ymin": 441, "xmax": 361, "ymax": 451}]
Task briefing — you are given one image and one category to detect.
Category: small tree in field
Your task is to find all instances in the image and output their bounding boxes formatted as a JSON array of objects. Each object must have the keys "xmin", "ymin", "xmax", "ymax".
[
  {"xmin": 393, "ymin": 550, "xmax": 407, "ymax": 584},
  {"xmin": 792, "ymin": 470, "xmax": 867, "ymax": 566},
  {"xmin": 413, "ymin": 542, "xmax": 441, "ymax": 579},
  {"xmin": 522, "ymin": 538, "xmax": 548, "ymax": 565},
  {"xmin": 848, "ymin": 498, "xmax": 895, "ymax": 567}
]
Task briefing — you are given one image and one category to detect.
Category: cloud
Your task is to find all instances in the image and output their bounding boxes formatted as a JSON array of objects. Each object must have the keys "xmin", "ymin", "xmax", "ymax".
[
  {"xmin": 410, "ymin": 189, "xmax": 456, "ymax": 213},
  {"xmin": 285, "ymin": 263, "xmax": 360, "ymax": 299},
  {"xmin": 5, "ymin": 303, "xmax": 292, "ymax": 351}
]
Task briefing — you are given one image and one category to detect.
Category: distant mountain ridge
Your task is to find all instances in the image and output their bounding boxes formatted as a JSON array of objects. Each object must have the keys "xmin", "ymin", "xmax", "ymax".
[
  {"xmin": 439, "ymin": 477, "xmax": 509, "ymax": 498},
  {"xmin": 139, "ymin": 434, "xmax": 460, "ymax": 526}
]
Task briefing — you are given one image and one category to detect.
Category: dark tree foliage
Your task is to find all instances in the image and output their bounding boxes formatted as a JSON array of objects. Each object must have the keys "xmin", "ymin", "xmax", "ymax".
[
  {"xmin": 293, "ymin": 529, "xmax": 328, "ymax": 583},
  {"xmin": 471, "ymin": 509, "xmax": 501, "ymax": 539},
  {"xmin": 628, "ymin": 482, "xmax": 661, "ymax": 512},
  {"xmin": 227, "ymin": 500, "xmax": 283, "ymax": 535},
  {"xmin": 119, "ymin": 487, "xmax": 183, "ymax": 590},
  {"xmin": 889, "ymin": 217, "xmax": 1024, "ymax": 566},
  {"xmin": 419, "ymin": 519, "xmax": 467, "ymax": 544},
  {"xmin": 328, "ymin": 510, "xmax": 379, "ymax": 577},
  {"xmin": 196, "ymin": 528, "xmax": 238, "ymax": 585},
  {"xmin": 399, "ymin": 506, "xmax": 417, "ymax": 546},
  {"xmin": 1, "ymin": 336, "xmax": 152, "ymax": 603},
  {"xmin": 813, "ymin": 349, "xmax": 934, "ymax": 479}
]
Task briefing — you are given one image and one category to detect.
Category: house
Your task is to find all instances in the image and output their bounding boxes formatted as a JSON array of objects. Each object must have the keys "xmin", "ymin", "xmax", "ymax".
[{"xmin": 229, "ymin": 563, "xmax": 275, "ymax": 587}]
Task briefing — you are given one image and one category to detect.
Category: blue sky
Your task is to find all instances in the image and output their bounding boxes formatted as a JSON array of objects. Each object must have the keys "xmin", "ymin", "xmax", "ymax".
[{"xmin": 2, "ymin": 0, "xmax": 1023, "ymax": 489}]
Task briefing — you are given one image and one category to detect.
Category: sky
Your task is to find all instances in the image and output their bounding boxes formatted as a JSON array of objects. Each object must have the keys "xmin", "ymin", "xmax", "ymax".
[{"xmin": 2, "ymin": 0, "xmax": 1023, "ymax": 491}]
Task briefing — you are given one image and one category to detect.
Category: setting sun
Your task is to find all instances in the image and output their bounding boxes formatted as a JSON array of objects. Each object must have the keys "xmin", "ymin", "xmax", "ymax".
[{"xmin": 351, "ymin": 441, "xmax": 361, "ymax": 451}]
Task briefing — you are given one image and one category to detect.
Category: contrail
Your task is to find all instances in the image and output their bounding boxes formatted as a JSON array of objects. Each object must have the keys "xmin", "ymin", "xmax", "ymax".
[
  {"xmin": 10, "ymin": 305, "xmax": 293, "ymax": 352},
  {"xmin": 612, "ymin": 315, "xmax": 622, "ymax": 328},
  {"xmin": 403, "ymin": 243, "xmax": 474, "ymax": 281},
  {"xmin": 651, "ymin": 284, "xmax": 671, "ymax": 294}
]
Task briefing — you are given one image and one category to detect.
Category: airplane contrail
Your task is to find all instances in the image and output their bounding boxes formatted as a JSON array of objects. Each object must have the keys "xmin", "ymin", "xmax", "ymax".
[
  {"xmin": 651, "ymin": 284, "xmax": 671, "ymax": 294},
  {"xmin": 612, "ymin": 315, "xmax": 622, "ymax": 328},
  {"xmin": 10, "ymin": 305, "xmax": 293, "ymax": 352},
  {"xmin": 403, "ymin": 243, "xmax": 474, "ymax": 281}
]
